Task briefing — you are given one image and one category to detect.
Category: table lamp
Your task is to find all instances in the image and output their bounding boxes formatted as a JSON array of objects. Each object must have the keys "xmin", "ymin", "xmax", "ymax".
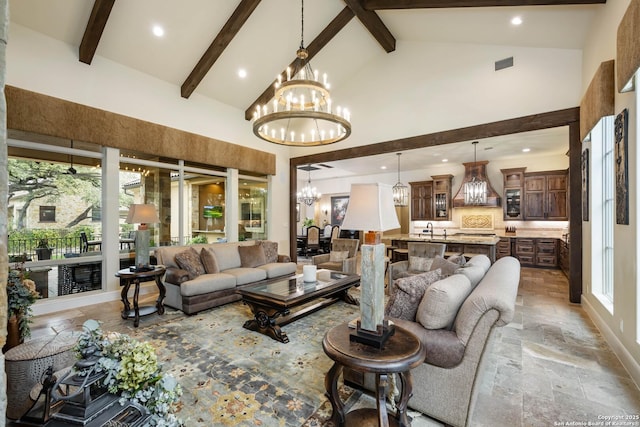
[
  {"xmin": 341, "ymin": 183, "xmax": 400, "ymax": 348},
  {"xmin": 126, "ymin": 203, "xmax": 160, "ymax": 271}
]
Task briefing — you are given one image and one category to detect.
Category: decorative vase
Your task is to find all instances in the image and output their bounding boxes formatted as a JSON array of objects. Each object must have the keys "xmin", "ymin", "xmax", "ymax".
[{"xmin": 4, "ymin": 314, "xmax": 23, "ymax": 352}]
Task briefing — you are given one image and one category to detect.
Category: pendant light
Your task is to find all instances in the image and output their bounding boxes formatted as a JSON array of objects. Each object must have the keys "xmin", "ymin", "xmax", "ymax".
[
  {"xmin": 392, "ymin": 153, "xmax": 408, "ymax": 207},
  {"xmin": 463, "ymin": 141, "xmax": 488, "ymax": 205}
]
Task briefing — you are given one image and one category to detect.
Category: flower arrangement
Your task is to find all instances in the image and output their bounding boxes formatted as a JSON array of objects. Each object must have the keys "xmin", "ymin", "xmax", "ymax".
[
  {"xmin": 74, "ymin": 319, "xmax": 184, "ymax": 426},
  {"xmin": 7, "ymin": 264, "xmax": 40, "ymax": 339}
]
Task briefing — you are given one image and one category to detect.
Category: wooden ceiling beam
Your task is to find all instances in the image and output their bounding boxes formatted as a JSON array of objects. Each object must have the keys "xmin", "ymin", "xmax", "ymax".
[
  {"xmin": 181, "ymin": 0, "xmax": 262, "ymax": 99},
  {"xmin": 343, "ymin": 0, "xmax": 395, "ymax": 52},
  {"xmin": 244, "ymin": 6, "xmax": 355, "ymax": 121},
  {"xmin": 362, "ymin": 0, "xmax": 607, "ymax": 9},
  {"xmin": 79, "ymin": 0, "xmax": 116, "ymax": 65}
]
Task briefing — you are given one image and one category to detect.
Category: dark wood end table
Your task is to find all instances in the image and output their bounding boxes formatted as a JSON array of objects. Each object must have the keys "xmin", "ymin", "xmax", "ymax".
[
  {"xmin": 323, "ymin": 322, "xmax": 426, "ymax": 427},
  {"xmin": 116, "ymin": 266, "xmax": 166, "ymax": 327}
]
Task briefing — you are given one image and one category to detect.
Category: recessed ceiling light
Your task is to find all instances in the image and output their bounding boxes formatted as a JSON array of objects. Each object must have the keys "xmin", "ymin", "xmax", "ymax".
[
  {"xmin": 522, "ymin": 148, "xmax": 531, "ymax": 152},
  {"xmin": 381, "ymin": 166, "xmax": 387, "ymax": 170},
  {"xmin": 152, "ymin": 25, "xmax": 165, "ymax": 37},
  {"xmin": 511, "ymin": 16, "xmax": 522, "ymax": 26},
  {"xmin": 238, "ymin": 69, "xmax": 247, "ymax": 79},
  {"xmin": 442, "ymin": 159, "xmax": 448, "ymax": 163}
]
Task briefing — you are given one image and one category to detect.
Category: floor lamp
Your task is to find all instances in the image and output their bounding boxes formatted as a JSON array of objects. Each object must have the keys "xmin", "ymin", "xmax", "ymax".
[
  {"xmin": 341, "ymin": 183, "xmax": 400, "ymax": 348},
  {"xmin": 126, "ymin": 203, "xmax": 160, "ymax": 271}
]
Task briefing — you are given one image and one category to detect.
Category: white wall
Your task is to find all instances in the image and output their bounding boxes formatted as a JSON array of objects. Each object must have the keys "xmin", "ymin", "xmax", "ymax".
[{"xmin": 579, "ymin": 0, "xmax": 640, "ymax": 387}]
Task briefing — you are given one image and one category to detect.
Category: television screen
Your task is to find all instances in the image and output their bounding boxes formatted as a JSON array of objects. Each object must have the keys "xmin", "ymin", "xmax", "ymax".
[{"xmin": 203, "ymin": 205, "xmax": 223, "ymax": 218}]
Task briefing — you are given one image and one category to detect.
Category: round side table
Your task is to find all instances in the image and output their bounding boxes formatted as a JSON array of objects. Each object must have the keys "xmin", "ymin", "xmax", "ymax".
[
  {"xmin": 116, "ymin": 266, "xmax": 166, "ymax": 327},
  {"xmin": 323, "ymin": 323, "xmax": 426, "ymax": 427}
]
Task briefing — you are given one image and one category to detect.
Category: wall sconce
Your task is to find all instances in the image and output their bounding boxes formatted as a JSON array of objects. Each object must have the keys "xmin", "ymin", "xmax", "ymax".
[{"xmin": 322, "ymin": 205, "xmax": 330, "ymax": 216}]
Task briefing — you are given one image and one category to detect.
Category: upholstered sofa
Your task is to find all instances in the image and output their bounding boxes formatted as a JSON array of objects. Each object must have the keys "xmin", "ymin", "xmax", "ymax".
[
  {"xmin": 346, "ymin": 254, "xmax": 520, "ymax": 427},
  {"xmin": 155, "ymin": 240, "xmax": 296, "ymax": 314}
]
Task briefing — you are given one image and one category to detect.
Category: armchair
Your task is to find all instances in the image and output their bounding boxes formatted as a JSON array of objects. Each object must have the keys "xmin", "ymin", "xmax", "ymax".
[
  {"xmin": 311, "ymin": 238, "xmax": 360, "ymax": 274},
  {"xmin": 388, "ymin": 242, "xmax": 446, "ymax": 282}
]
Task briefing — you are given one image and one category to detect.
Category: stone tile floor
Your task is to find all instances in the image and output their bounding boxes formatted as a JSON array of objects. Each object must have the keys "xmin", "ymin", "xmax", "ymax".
[{"xmin": 24, "ymin": 266, "xmax": 640, "ymax": 426}]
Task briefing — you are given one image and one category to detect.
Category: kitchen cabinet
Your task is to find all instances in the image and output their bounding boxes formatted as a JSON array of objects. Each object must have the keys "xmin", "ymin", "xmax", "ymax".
[
  {"xmin": 515, "ymin": 238, "xmax": 535, "ymax": 266},
  {"xmin": 559, "ymin": 239, "xmax": 569, "ymax": 277},
  {"xmin": 496, "ymin": 237, "xmax": 511, "ymax": 259},
  {"xmin": 536, "ymin": 238, "xmax": 558, "ymax": 267},
  {"xmin": 513, "ymin": 237, "xmax": 559, "ymax": 268},
  {"xmin": 523, "ymin": 170, "xmax": 568, "ymax": 220},
  {"xmin": 410, "ymin": 181, "xmax": 433, "ymax": 220},
  {"xmin": 501, "ymin": 168, "xmax": 525, "ymax": 220},
  {"xmin": 432, "ymin": 174, "xmax": 453, "ymax": 221}
]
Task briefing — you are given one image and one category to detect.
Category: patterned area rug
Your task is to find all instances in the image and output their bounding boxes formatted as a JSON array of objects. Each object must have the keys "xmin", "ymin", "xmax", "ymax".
[{"xmin": 127, "ymin": 295, "xmax": 362, "ymax": 426}]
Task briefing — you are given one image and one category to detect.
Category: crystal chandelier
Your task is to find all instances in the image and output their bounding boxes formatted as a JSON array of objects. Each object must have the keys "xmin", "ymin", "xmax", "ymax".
[
  {"xmin": 251, "ymin": 0, "xmax": 351, "ymax": 146},
  {"xmin": 392, "ymin": 153, "xmax": 408, "ymax": 206},
  {"xmin": 463, "ymin": 141, "xmax": 488, "ymax": 205},
  {"xmin": 297, "ymin": 165, "xmax": 321, "ymax": 206}
]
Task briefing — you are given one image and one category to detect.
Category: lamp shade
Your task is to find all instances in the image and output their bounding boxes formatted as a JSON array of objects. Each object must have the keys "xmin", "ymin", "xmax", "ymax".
[
  {"xmin": 126, "ymin": 204, "xmax": 160, "ymax": 225},
  {"xmin": 340, "ymin": 183, "xmax": 400, "ymax": 232}
]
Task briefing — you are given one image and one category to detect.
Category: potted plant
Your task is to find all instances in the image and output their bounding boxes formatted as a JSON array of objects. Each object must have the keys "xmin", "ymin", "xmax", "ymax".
[
  {"xmin": 5, "ymin": 265, "xmax": 40, "ymax": 351},
  {"xmin": 35, "ymin": 238, "xmax": 53, "ymax": 260}
]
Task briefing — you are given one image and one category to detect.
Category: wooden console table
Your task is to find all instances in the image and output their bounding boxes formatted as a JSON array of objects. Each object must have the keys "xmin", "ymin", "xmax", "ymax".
[
  {"xmin": 116, "ymin": 266, "xmax": 166, "ymax": 327},
  {"xmin": 323, "ymin": 322, "xmax": 426, "ymax": 427}
]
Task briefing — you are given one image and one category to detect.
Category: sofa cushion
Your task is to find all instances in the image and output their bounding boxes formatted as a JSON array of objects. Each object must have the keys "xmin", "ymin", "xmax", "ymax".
[
  {"xmin": 409, "ymin": 256, "xmax": 434, "ymax": 272},
  {"xmin": 258, "ymin": 240, "xmax": 278, "ymax": 264},
  {"xmin": 180, "ymin": 273, "xmax": 237, "ymax": 297},
  {"xmin": 211, "ymin": 244, "xmax": 242, "ymax": 271},
  {"xmin": 391, "ymin": 318, "xmax": 465, "ymax": 368},
  {"xmin": 329, "ymin": 251, "xmax": 349, "ymax": 262},
  {"xmin": 238, "ymin": 244, "xmax": 266, "ymax": 268},
  {"xmin": 447, "ymin": 253, "xmax": 466, "ymax": 267},
  {"xmin": 416, "ymin": 273, "xmax": 473, "ymax": 330},
  {"xmin": 174, "ymin": 247, "xmax": 206, "ymax": 279},
  {"xmin": 385, "ymin": 269, "xmax": 442, "ymax": 321},
  {"xmin": 465, "ymin": 254, "xmax": 491, "ymax": 274},
  {"xmin": 429, "ymin": 256, "xmax": 460, "ymax": 277},
  {"xmin": 223, "ymin": 267, "xmax": 267, "ymax": 285},
  {"xmin": 200, "ymin": 248, "xmax": 220, "ymax": 274},
  {"xmin": 454, "ymin": 264, "xmax": 486, "ymax": 287},
  {"xmin": 258, "ymin": 262, "xmax": 297, "ymax": 279}
]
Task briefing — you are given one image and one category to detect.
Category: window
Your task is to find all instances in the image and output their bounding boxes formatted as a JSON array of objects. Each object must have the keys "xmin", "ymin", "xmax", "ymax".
[
  {"xmin": 602, "ymin": 117, "xmax": 614, "ymax": 301},
  {"xmin": 91, "ymin": 205, "xmax": 101, "ymax": 222},
  {"xmin": 39, "ymin": 206, "xmax": 56, "ymax": 222}
]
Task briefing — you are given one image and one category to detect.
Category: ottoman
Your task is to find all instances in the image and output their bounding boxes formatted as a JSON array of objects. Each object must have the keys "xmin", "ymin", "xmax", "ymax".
[{"xmin": 5, "ymin": 331, "xmax": 78, "ymax": 420}]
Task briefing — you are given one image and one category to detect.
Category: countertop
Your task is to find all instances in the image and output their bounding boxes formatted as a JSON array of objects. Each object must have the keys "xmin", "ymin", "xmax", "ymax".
[{"xmin": 386, "ymin": 234, "xmax": 501, "ymax": 245}]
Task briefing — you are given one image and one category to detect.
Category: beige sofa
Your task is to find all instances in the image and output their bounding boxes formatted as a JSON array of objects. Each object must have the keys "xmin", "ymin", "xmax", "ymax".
[
  {"xmin": 346, "ymin": 255, "xmax": 520, "ymax": 427},
  {"xmin": 155, "ymin": 240, "xmax": 296, "ymax": 314}
]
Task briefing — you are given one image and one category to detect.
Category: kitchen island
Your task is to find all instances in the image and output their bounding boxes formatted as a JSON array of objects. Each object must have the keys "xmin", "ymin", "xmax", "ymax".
[{"xmin": 387, "ymin": 233, "xmax": 501, "ymax": 263}]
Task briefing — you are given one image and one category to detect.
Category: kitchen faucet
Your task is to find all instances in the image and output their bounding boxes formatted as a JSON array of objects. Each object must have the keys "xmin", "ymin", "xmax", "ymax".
[{"xmin": 425, "ymin": 222, "xmax": 433, "ymax": 239}]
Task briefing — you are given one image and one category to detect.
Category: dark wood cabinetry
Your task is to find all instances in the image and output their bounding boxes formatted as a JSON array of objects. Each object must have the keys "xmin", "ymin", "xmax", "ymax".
[
  {"xmin": 559, "ymin": 240, "xmax": 569, "ymax": 277},
  {"xmin": 410, "ymin": 181, "xmax": 433, "ymax": 220},
  {"xmin": 432, "ymin": 174, "xmax": 453, "ymax": 220},
  {"xmin": 410, "ymin": 175, "xmax": 453, "ymax": 221},
  {"xmin": 496, "ymin": 237, "xmax": 511, "ymax": 259},
  {"xmin": 501, "ymin": 168, "xmax": 568, "ymax": 221},
  {"xmin": 513, "ymin": 237, "xmax": 558, "ymax": 268},
  {"xmin": 501, "ymin": 168, "xmax": 525, "ymax": 220},
  {"xmin": 523, "ymin": 170, "xmax": 568, "ymax": 220}
]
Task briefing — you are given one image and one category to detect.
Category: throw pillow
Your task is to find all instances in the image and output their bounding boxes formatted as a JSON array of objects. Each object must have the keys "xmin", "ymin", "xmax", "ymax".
[
  {"xmin": 408, "ymin": 256, "xmax": 434, "ymax": 272},
  {"xmin": 454, "ymin": 264, "xmax": 485, "ymax": 287},
  {"xmin": 329, "ymin": 251, "xmax": 349, "ymax": 262},
  {"xmin": 200, "ymin": 248, "xmax": 220, "ymax": 274},
  {"xmin": 416, "ymin": 273, "xmax": 472, "ymax": 330},
  {"xmin": 258, "ymin": 240, "xmax": 278, "ymax": 264},
  {"xmin": 238, "ymin": 244, "xmax": 267, "ymax": 268},
  {"xmin": 447, "ymin": 254, "xmax": 467, "ymax": 267},
  {"xmin": 175, "ymin": 247, "xmax": 206, "ymax": 279},
  {"xmin": 385, "ymin": 269, "xmax": 442, "ymax": 321},
  {"xmin": 429, "ymin": 256, "xmax": 461, "ymax": 278}
]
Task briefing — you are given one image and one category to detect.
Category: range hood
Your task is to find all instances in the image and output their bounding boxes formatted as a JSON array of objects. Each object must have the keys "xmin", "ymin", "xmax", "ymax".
[{"xmin": 452, "ymin": 160, "xmax": 501, "ymax": 208}]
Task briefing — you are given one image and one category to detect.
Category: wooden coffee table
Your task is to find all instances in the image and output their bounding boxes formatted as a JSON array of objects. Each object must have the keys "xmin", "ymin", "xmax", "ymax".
[{"xmin": 238, "ymin": 270, "xmax": 360, "ymax": 343}]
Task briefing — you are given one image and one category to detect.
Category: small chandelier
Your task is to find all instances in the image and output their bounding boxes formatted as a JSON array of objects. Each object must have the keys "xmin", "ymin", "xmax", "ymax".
[
  {"xmin": 392, "ymin": 153, "xmax": 408, "ymax": 206},
  {"xmin": 252, "ymin": 0, "xmax": 351, "ymax": 146},
  {"xmin": 463, "ymin": 141, "xmax": 488, "ymax": 205},
  {"xmin": 297, "ymin": 164, "xmax": 321, "ymax": 206}
]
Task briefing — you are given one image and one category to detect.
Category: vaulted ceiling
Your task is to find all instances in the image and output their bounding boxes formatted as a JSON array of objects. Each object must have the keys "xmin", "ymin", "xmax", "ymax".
[{"xmin": 9, "ymin": 0, "xmax": 605, "ymax": 177}]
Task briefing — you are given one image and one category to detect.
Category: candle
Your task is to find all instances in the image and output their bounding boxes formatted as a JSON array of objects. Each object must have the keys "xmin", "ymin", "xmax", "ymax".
[
  {"xmin": 303, "ymin": 265, "xmax": 317, "ymax": 282},
  {"xmin": 287, "ymin": 67, "xmax": 291, "ymax": 81}
]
